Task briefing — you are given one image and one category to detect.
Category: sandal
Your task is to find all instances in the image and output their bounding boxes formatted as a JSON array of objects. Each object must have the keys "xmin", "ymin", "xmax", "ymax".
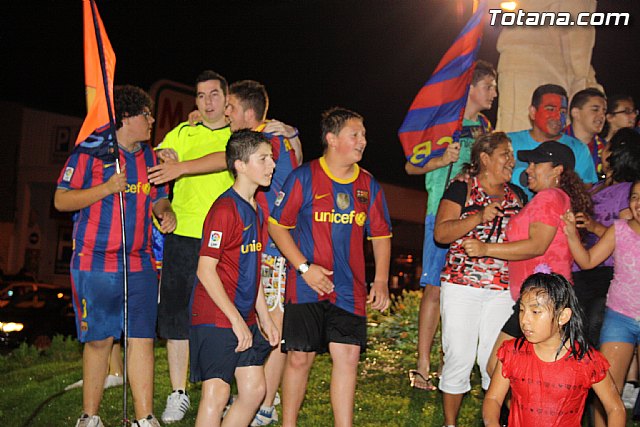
[{"xmin": 409, "ymin": 370, "xmax": 437, "ymax": 391}]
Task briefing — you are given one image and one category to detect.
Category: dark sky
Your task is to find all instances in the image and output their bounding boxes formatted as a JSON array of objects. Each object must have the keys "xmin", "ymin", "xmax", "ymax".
[{"xmin": 2, "ymin": 0, "xmax": 639, "ymax": 190}]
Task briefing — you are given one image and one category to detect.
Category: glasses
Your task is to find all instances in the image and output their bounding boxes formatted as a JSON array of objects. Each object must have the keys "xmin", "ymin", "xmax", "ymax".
[
  {"xmin": 140, "ymin": 111, "xmax": 153, "ymax": 119},
  {"xmin": 609, "ymin": 109, "xmax": 639, "ymax": 116}
]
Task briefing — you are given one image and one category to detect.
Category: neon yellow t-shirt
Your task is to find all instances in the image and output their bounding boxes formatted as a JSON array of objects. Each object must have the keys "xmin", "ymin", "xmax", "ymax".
[{"xmin": 158, "ymin": 122, "xmax": 233, "ymax": 238}]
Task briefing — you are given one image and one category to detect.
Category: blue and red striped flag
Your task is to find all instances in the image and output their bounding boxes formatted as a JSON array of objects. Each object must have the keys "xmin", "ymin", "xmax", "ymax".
[
  {"xmin": 75, "ymin": 0, "xmax": 117, "ymax": 161},
  {"xmin": 399, "ymin": 0, "xmax": 487, "ymax": 167}
]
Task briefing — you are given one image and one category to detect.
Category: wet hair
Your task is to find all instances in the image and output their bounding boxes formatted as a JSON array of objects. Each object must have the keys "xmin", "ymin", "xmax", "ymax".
[
  {"xmin": 601, "ymin": 94, "xmax": 636, "ymax": 138},
  {"xmin": 195, "ymin": 70, "xmax": 229, "ymax": 96},
  {"xmin": 471, "ymin": 60, "xmax": 497, "ymax": 86},
  {"xmin": 531, "ymin": 84, "xmax": 567, "ymax": 108},
  {"xmin": 569, "ymin": 88, "xmax": 606, "ymax": 118},
  {"xmin": 114, "ymin": 85, "xmax": 153, "ymax": 130},
  {"xmin": 466, "ymin": 131, "xmax": 511, "ymax": 177},
  {"xmin": 225, "ymin": 129, "xmax": 271, "ymax": 177},
  {"xmin": 607, "ymin": 128, "xmax": 640, "ymax": 183},
  {"xmin": 516, "ymin": 273, "xmax": 590, "ymax": 360},
  {"xmin": 321, "ymin": 107, "xmax": 363, "ymax": 151},
  {"xmin": 229, "ymin": 80, "xmax": 269, "ymax": 122}
]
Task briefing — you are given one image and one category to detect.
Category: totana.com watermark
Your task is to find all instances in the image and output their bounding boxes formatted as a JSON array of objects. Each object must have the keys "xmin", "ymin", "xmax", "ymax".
[{"xmin": 488, "ymin": 9, "xmax": 630, "ymax": 26}]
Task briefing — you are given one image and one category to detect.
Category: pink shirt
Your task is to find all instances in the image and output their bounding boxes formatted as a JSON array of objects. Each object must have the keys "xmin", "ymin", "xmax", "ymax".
[
  {"xmin": 506, "ymin": 188, "xmax": 572, "ymax": 300},
  {"xmin": 606, "ymin": 220, "xmax": 640, "ymax": 318}
]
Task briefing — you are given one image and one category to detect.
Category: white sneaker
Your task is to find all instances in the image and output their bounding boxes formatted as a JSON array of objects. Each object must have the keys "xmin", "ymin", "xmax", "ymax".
[
  {"xmin": 273, "ymin": 391, "xmax": 281, "ymax": 406},
  {"xmin": 133, "ymin": 414, "xmax": 161, "ymax": 427},
  {"xmin": 65, "ymin": 374, "xmax": 124, "ymax": 391},
  {"xmin": 250, "ymin": 405, "xmax": 278, "ymax": 426},
  {"xmin": 622, "ymin": 382, "xmax": 639, "ymax": 409},
  {"xmin": 104, "ymin": 374, "xmax": 124, "ymax": 389},
  {"xmin": 161, "ymin": 390, "xmax": 190, "ymax": 423},
  {"xmin": 75, "ymin": 414, "xmax": 104, "ymax": 427}
]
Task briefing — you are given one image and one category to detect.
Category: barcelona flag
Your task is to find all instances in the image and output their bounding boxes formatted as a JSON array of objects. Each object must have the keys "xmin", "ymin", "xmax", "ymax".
[
  {"xmin": 75, "ymin": 0, "xmax": 117, "ymax": 161},
  {"xmin": 398, "ymin": 0, "xmax": 487, "ymax": 168}
]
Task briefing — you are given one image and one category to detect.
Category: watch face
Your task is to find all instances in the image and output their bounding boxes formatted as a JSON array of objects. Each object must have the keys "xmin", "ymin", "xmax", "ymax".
[{"xmin": 298, "ymin": 262, "xmax": 310, "ymax": 274}]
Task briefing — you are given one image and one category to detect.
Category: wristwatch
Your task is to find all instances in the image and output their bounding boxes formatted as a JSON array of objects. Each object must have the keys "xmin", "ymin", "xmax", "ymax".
[{"xmin": 296, "ymin": 261, "xmax": 311, "ymax": 275}]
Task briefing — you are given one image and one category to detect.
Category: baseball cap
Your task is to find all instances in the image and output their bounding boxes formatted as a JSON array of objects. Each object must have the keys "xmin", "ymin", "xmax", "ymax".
[{"xmin": 517, "ymin": 140, "xmax": 575, "ymax": 170}]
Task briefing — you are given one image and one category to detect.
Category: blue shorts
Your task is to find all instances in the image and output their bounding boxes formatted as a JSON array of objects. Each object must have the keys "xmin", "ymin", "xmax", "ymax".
[
  {"xmin": 420, "ymin": 214, "xmax": 449, "ymax": 287},
  {"xmin": 600, "ymin": 308, "xmax": 640, "ymax": 346},
  {"xmin": 70, "ymin": 269, "xmax": 158, "ymax": 342},
  {"xmin": 189, "ymin": 323, "xmax": 271, "ymax": 384}
]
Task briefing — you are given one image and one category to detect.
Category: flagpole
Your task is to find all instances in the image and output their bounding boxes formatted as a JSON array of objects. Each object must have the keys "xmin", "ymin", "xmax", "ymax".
[{"xmin": 88, "ymin": 0, "xmax": 130, "ymax": 424}]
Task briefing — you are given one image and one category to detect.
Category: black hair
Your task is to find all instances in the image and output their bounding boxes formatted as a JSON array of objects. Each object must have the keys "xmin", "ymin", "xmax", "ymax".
[
  {"xmin": 600, "ymin": 94, "xmax": 636, "ymax": 138},
  {"xmin": 195, "ymin": 70, "xmax": 229, "ymax": 96},
  {"xmin": 321, "ymin": 106, "xmax": 363, "ymax": 151},
  {"xmin": 608, "ymin": 128, "xmax": 640, "ymax": 183},
  {"xmin": 228, "ymin": 80, "xmax": 269, "ymax": 122},
  {"xmin": 516, "ymin": 273, "xmax": 590, "ymax": 360},
  {"xmin": 531, "ymin": 84, "xmax": 567, "ymax": 108},
  {"xmin": 114, "ymin": 85, "xmax": 153, "ymax": 130},
  {"xmin": 225, "ymin": 129, "xmax": 271, "ymax": 177},
  {"xmin": 569, "ymin": 88, "xmax": 606, "ymax": 113},
  {"xmin": 471, "ymin": 60, "xmax": 496, "ymax": 86}
]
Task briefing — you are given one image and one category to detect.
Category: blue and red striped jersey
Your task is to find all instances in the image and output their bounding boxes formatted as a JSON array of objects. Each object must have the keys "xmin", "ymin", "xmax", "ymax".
[
  {"xmin": 269, "ymin": 157, "xmax": 392, "ymax": 317},
  {"xmin": 191, "ymin": 188, "xmax": 268, "ymax": 328},
  {"xmin": 57, "ymin": 144, "xmax": 168, "ymax": 272},
  {"xmin": 257, "ymin": 129, "xmax": 299, "ymax": 257}
]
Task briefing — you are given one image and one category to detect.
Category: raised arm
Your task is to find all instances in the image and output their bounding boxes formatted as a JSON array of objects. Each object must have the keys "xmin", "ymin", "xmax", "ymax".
[
  {"xmin": 54, "ymin": 168, "xmax": 126, "ymax": 212},
  {"xmin": 405, "ymin": 142, "xmax": 461, "ymax": 175},
  {"xmin": 562, "ymin": 211, "xmax": 616, "ymax": 270},
  {"xmin": 434, "ymin": 199, "xmax": 503, "ymax": 244}
]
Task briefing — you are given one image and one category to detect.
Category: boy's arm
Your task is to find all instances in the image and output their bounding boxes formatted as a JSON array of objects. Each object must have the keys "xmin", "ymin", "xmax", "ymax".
[
  {"xmin": 255, "ymin": 283, "xmax": 280, "ymax": 346},
  {"xmin": 404, "ymin": 142, "xmax": 460, "ymax": 175},
  {"xmin": 54, "ymin": 169, "xmax": 126, "ymax": 212},
  {"xmin": 152, "ymin": 198, "xmax": 177, "ymax": 234},
  {"xmin": 367, "ymin": 237, "xmax": 391, "ymax": 311},
  {"xmin": 592, "ymin": 371, "xmax": 626, "ymax": 426},
  {"xmin": 482, "ymin": 360, "xmax": 509, "ymax": 427},
  {"xmin": 268, "ymin": 221, "xmax": 334, "ymax": 295},
  {"xmin": 196, "ymin": 256, "xmax": 252, "ymax": 352},
  {"xmin": 263, "ymin": 120, "xmax": 303, "ymax": 165},
  {"xmin": 562, "ymin": 212, "xmax": 615, "ymax": 269},
  {"xmin": 148, "ymin": 151, "xmax": 226, "ymax": 185}
]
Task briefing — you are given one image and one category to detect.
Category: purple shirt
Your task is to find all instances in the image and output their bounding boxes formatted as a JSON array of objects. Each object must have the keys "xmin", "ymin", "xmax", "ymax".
[{"xmin": 573, "ymin": 181, "xmax": 631, "ymax": 270}]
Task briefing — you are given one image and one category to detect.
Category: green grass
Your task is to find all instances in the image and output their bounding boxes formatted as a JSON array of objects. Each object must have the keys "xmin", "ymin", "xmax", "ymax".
[{"xmin": 1, "ymin": 291, "xmax": 639, "ymax": 426}]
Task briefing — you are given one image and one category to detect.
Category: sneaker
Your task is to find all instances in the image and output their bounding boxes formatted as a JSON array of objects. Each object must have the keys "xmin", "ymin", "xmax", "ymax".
[
  {"xmin": 250, "ymin": 405, "xmax": 278, "ymax": 426},
  {"xmin": 273, "ymin": 391, "xmax": 281, "ymax": 406},
  {"xmin": 75, "ymin": 414, "xmax": 104, "ymax": 427},
  {"xmin": 622, "ymin": 382, "xmax": 639, "ymax": 409},
  {"xmin": 133, "ymin": 414, "xmax": 161, "ymax": 427},
  {"xmin": 104, "ymin": 374, "xmax": 124, "ymax": 389},
  {"xmin": 161, "ymin": 390, "xmax": 190, "ymax": 423},
  {"xmin": 65, "ymin": 374, "xmax": 124, "ymax": 391},
  {"xmin": 222, "ymin": 395, "xmax": 236, "ymax": 418}
]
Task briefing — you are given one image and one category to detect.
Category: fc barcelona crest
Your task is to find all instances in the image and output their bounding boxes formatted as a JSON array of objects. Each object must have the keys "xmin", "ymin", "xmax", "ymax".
[
  {"xmin": 336, "ymin": 192, "xmax": 350, "ymax": 210},
  {"xmin": 356, "ymin": 189, "xmax": 369, "ymax": 204}
]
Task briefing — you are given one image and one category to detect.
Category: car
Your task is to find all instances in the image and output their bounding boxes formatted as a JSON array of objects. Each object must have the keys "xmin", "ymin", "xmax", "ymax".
[{"xmin": 0, "ymin": 281, "xmax": 76, "ymax": 350}]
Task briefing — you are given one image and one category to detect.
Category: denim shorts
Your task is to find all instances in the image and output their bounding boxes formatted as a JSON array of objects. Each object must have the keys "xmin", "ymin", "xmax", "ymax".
[{"xmin": 600, "ymin": 307, "xmax": 640, "ymax": 346}]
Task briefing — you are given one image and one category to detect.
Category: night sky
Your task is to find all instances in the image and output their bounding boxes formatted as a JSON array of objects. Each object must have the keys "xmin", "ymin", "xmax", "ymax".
[{"xmin": 2, "ymin": 0, "xmax": 639, "ymax": 190}]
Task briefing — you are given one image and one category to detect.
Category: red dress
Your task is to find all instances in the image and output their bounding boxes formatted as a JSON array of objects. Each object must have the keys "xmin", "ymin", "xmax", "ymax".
[{"xmin": 498, "ymin": 339, "xmax": 609, "ymax": 427}]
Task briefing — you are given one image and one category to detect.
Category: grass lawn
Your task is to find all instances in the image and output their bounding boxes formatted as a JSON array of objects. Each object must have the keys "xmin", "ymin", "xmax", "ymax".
[{"xmin": 1, "ymin": 291, "xmax": 639, "ymax": 426}]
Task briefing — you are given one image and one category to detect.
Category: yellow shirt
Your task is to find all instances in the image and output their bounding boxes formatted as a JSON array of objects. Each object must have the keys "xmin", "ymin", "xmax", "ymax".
[{"xmin": 158, "ymin": 122, "xmax": 233, "ymax": 238}]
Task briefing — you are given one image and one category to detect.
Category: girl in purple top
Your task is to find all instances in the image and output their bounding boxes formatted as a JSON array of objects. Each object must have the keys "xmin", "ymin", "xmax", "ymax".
[
  {"xmin": 571, "ymin": 128, "xmax": 640, "ymax": 345},
  {"xmin": 564, "ymin": 180, "xmax": 640, "ymax": 427}
]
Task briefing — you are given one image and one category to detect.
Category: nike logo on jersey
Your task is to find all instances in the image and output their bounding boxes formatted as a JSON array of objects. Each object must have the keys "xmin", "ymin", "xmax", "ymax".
[
  {"xmin": 103, "ymin": 163, "xmax": 115, "ymax": 169},
  {"xmin": 314, "ymin": 193, "xmax": 330, "ymax": 200},
  {"xmin": 243, "ymin": 224, "xmax": 252, "ymax": 231}
]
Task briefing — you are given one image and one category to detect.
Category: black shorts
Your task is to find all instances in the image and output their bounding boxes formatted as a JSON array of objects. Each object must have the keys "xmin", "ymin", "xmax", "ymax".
[
  {"xmin": 282, "ymin": 301, "xmax": 367, "ymax": 354},
  {"xmin": 501, "ymin": 303, "xmax": 523, "ymax": 338},
  {"xmin": 157, "ymin": 234, "xmax": 200, "ymax": 339},
  {"xmin": 189, "ymin": 323, "xmax": 271, "ymax": 385}
]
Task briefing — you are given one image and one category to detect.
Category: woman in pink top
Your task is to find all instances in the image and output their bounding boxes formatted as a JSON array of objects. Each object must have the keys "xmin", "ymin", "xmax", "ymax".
[
  {"xmin": 564, "ymin": 180, "xmax": 640, "ymax": 427},
  {"xmin": 462, "ymin": 141, "xmax": 593, "ymax": 376}
]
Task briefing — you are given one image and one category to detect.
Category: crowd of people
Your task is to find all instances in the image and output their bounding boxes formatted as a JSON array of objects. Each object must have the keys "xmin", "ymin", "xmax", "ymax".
[{"xmin": 55, "ymin": 60, "xmax": 640, "ymax": 427}]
